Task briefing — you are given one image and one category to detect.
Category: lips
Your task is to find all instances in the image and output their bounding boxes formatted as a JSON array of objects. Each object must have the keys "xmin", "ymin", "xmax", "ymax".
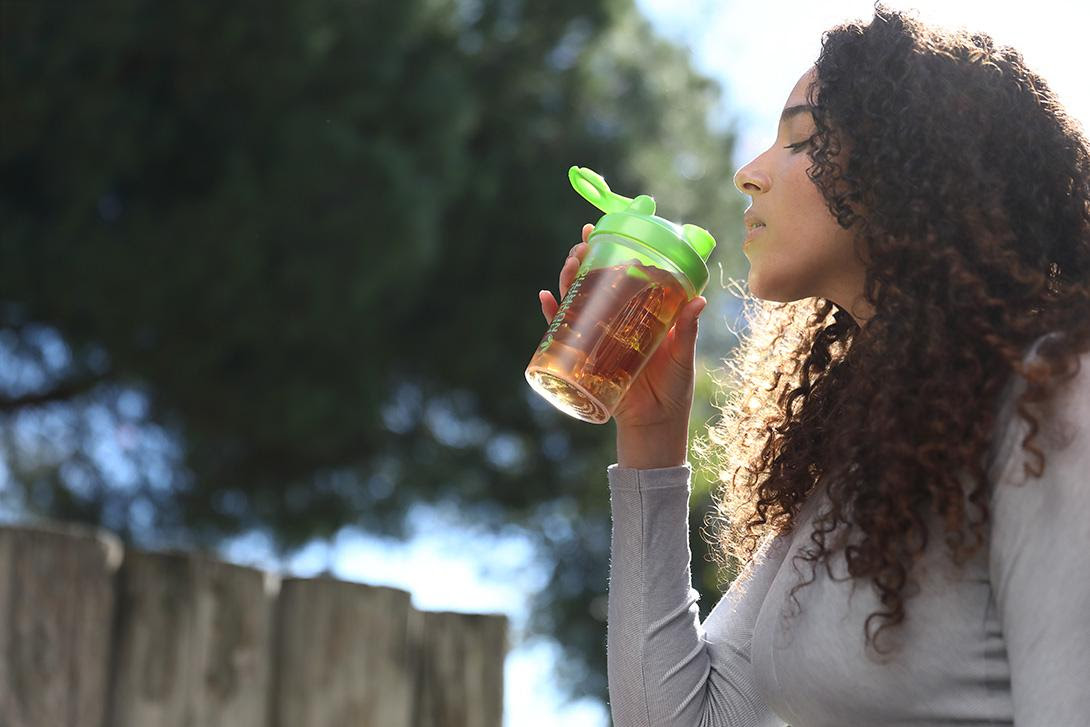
[
  {"xmin": 743, "ymin": 224, "xmax": 766, "ymax": 246},
  {"xmin": 743, "ymin": 212, "xmax": 765, "ymax": 231},
  {"xmin": 743, "ymin": 213, "xmax": 766, "ymax": 247}
]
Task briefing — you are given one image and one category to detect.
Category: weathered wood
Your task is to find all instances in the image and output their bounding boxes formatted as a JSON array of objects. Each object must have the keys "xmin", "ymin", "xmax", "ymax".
[
  {"xmin": 106, "ymin": 548, "xmax": 271, "ymax": 727},
  {"xmin": 0, "ymin": 522, "xmax": 122, "ymax": 727},
  {"xmin": 271, "ymin": 576, "xmax": 417, "ymax": 727},
  {"xmin": 412, "ymin": 610, "xmax": 507, "ymax": 727},
  {"xmin": 0, "ymin": 522, "xmax": 510, "ymax": 726}
]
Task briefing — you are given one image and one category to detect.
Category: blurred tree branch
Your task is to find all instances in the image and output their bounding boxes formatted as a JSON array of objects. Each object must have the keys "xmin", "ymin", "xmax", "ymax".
[{"xmin": 0, "ymin": 371, "xmax": 113, "ymax": 412}]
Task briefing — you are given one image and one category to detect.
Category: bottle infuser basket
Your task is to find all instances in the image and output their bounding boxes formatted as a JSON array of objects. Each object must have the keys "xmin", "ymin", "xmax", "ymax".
[{"xmin": 524, "ymin": 166, "xmax": 717, "ymax": 424}]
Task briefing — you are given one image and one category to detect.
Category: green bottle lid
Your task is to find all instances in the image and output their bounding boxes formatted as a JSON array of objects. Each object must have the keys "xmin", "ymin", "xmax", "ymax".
[{"xmin": 568, "ymin": 166, "xmax": 716, "ymax": 294}]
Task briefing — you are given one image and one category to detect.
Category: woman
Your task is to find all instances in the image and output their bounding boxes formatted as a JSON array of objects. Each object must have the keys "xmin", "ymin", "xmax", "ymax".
[{"xmin": 539, "ymin": 4, "xmax": 1089, "ymax": 725}]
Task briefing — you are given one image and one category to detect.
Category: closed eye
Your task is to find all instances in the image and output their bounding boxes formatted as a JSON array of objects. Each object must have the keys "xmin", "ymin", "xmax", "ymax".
[{"xmin": 784, "ymin": 134, "xmax": 816, "ymax": 152}]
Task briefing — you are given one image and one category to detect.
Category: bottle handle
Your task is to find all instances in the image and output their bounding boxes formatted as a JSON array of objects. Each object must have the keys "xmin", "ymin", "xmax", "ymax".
[{"xmin": 569, "ymin": 166, "xmax": 656, "ymax": 216}]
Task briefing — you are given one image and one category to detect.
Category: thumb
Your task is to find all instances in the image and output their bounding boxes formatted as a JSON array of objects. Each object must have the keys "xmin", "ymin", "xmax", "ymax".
[
  {"xmin": 680, "ymin": 296, "xmax": 707, "ymax": 330},
  {"xmin": 669, "ymin": 296, "xmax": 707, "ymax": 364}
]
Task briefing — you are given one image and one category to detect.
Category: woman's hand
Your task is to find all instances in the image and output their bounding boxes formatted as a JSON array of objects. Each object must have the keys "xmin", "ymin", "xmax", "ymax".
[{"xmin": 538, "ymin": 224, "xmax": 707, "ymax": 468}]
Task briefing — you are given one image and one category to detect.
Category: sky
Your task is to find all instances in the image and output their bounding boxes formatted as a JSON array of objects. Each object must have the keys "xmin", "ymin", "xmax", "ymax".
[
  {"xmin": 641, "ymin": 0, "xmax": 1090, "ymax": 167},
  {"xmin": 223, "ymin": 3, "xmax": 1090, "ymax": 726}
]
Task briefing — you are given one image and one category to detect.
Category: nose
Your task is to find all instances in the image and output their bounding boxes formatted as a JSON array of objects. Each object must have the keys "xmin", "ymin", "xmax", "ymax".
[{"xmin": 733, "ymin": 160, "xmax": 768, "ymax": 195}]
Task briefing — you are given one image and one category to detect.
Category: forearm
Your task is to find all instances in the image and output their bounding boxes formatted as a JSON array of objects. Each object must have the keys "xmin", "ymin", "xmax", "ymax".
[{"xmin": 606, "ymin": 464, "xmax": 709, "ymax": 726}]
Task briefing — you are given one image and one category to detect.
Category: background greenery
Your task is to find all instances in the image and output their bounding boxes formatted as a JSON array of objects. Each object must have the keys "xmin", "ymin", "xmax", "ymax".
[{"xmin": 1, "ymin": 0, "xmax": 748, "ymax": 706}]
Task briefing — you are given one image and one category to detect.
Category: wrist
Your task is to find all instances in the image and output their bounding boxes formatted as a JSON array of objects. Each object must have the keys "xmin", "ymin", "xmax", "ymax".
[{"xmin": 615, "ymin": 421, "xmax": 689, "ymax": 469}]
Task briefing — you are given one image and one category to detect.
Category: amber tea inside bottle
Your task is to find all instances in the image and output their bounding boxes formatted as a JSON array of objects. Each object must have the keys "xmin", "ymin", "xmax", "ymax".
[{"xmin": 526, "ymin": 261, "xmax": 688, "ymax": 423}]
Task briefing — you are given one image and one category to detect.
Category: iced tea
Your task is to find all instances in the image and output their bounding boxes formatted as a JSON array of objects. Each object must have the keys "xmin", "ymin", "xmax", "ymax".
[{"xmin": 525, "ymin": 261, "xmax": 689, "ymax": 423}]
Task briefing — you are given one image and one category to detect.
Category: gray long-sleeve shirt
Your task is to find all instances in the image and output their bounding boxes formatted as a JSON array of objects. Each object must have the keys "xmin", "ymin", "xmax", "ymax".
[{"xmin": 605, "ymin": 345, "xmax": 1090, "ymax": 726}]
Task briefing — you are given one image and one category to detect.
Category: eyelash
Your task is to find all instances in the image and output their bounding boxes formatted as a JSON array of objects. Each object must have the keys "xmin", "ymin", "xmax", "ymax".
[{"xmin": 784, "ymin": 140, "xmax": 809, "ymax": 152}]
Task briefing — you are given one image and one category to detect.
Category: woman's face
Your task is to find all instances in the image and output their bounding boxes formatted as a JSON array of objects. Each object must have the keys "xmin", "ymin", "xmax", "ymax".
[{"xmin": 733, "ymin": 67, "xmax": 871, "ymax": 324}]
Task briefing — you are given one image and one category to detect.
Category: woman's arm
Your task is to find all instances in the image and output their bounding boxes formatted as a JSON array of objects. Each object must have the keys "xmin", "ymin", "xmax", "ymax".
[{"xmin": 606, "ymin": 462, "xmax": 789, "ymax": 727}]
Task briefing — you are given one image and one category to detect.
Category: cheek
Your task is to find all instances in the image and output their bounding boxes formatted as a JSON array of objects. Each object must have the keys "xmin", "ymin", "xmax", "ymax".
[
  {"xmin": 788, "ymin": 162, "xmax": 824, "ymax": 210},
  {"xmin": 783, "ymin": 162, "xmax": 846, "ymax": 243}
]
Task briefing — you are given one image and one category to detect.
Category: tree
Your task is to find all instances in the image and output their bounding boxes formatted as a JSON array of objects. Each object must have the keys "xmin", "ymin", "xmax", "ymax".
[{"xmin": 0, "ymin": 0, "xmax": 747, "ymax": 707}]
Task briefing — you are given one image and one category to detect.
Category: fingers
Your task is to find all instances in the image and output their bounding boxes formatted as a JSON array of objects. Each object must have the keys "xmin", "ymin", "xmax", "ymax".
[
  {"xmin": 558, "ymin": 253, "xmax": 580, "ymax": 298},
  {"xmin": 539, "ymin": 290, "xmax": 558, "ymax": 323},
  {"xmin": 559, "ymin": 240, "xmax": 590, "ymax": 298},
  {"xmin": 541, "ymin": 225, "xmax": 593, "ymax": 324}
]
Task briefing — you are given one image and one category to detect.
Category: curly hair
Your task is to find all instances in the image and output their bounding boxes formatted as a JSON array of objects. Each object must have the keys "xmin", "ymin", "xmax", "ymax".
[{"xmin": 693, "ymin": 3, "xmax": 1090, "ymax": 656}]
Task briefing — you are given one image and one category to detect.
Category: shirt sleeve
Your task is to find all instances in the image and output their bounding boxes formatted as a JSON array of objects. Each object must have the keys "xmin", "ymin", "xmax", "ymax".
[
  {"xmin": 988, "ymin": 354, "xmax": 1090, "ymax": 725},
  {"xmin": 606, "ymin": 462, "xmax": 791, "ymax": 727}
]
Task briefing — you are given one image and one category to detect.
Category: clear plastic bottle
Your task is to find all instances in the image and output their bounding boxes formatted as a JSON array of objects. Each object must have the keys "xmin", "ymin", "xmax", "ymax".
[{"xmin": 525, "ymin": 167, "xmax": 716, "ymax": 424}]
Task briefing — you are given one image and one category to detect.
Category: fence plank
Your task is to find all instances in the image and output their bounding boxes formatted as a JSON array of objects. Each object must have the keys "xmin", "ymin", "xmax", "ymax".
[
  {"xmin": 412, "ymin": 611, "xmax": 507, "ymax": 727},
  {"xmin": 271, "ymin": 577, "xmax": 416, "ymax": 727},
  {"xmin": 0, "ymin": 522, "xmax": 122, "ymax": 727},
  {"xmin": 107, "ymin": 549, "xmax": 270, "ymax": 727}
]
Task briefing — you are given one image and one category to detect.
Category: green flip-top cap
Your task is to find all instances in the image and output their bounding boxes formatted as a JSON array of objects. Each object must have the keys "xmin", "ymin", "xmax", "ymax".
[{"xmin": 568, "ymin": 166, "xmax": 716, "ymax": 294}]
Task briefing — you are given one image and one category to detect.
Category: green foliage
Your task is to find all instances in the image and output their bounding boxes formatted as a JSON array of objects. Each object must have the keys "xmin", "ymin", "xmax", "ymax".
[{"xmin": 0, "ymin": 0, "xmax": 746, "ymax": 708}]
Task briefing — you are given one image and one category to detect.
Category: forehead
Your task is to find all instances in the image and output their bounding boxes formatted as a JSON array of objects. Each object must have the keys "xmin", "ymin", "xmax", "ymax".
[{"xmin": 786, "ymin": 67, "xmax": 817, "ymax": 107}]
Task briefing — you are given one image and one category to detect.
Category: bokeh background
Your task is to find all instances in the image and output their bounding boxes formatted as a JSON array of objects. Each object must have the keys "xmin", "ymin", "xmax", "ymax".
[{"xmin": 2, "ymin": 1, "xmax": 1088, "ymax": 724}]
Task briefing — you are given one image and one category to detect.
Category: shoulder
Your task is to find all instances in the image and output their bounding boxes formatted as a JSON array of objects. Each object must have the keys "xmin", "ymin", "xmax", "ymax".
[
  {"xmin": 988, "ymin": 332, "xmax": 1090, "ymax": 544},
  {"xmin": 989, "ymin": 331, "xmax": 1090, "ymax": 481},
  {"xmin": 986, "ymin": 334, "xmax": 1090, "ymax": 650}
]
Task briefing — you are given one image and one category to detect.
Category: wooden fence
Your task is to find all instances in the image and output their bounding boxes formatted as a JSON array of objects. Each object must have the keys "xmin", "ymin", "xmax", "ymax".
[{"xmin": 0, "ymin": 521, "xmax": 507, "ymax": 727}]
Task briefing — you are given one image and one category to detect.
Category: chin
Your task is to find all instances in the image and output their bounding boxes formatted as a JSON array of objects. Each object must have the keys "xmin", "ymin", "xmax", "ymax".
[{"xmin": 747, "ymin": 272, "xmax": 807, "ymax": 304}]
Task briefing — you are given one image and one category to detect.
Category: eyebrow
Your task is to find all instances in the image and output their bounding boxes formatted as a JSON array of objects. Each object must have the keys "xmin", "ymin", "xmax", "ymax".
[{"xmin": 779, "ymin": 104, "xmax": 815, "ymax": 126}]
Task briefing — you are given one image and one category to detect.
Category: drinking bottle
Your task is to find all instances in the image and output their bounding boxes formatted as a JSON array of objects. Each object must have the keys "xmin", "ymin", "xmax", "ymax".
[{"xmin": 525, "ymin": 166, "xmax": 716, "ymax": 424}]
